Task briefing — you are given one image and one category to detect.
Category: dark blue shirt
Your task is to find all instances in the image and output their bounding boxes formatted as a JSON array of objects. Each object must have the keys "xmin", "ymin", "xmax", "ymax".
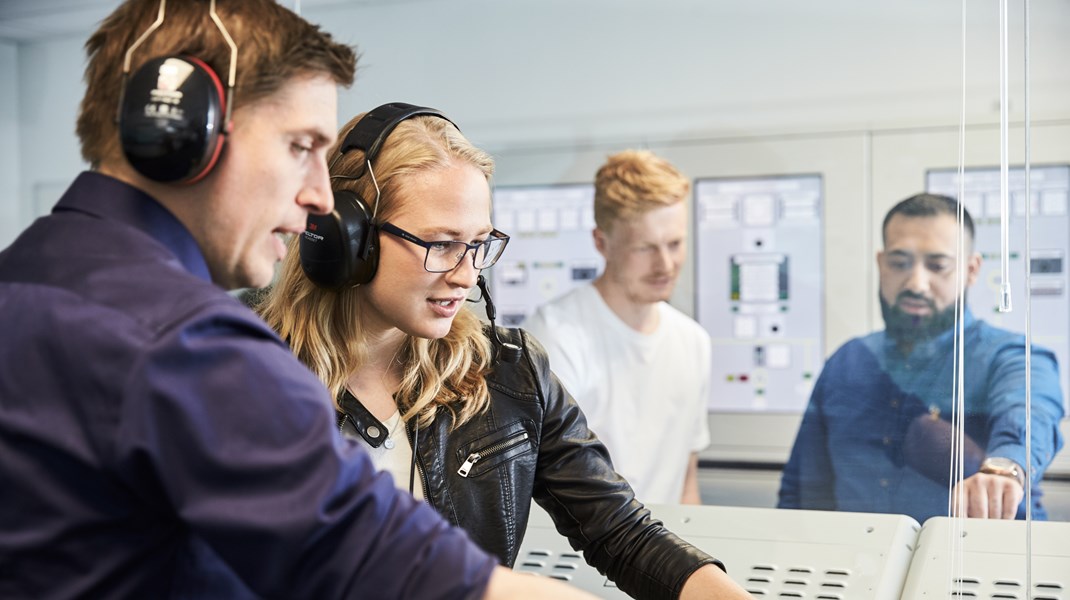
[
  {"xmin": 0, "ymin": 172, "xmax": 496, "ymax": 599},
  {"xmin": 779, "ymin": 310, "xmax": 1065, "ymax": 524}
]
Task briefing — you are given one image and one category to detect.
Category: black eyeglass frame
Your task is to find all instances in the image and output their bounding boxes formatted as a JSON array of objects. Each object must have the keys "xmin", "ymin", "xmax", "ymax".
[{"xmin": 378, "ymin": 222, "xmax": 510, "ymax": 273}]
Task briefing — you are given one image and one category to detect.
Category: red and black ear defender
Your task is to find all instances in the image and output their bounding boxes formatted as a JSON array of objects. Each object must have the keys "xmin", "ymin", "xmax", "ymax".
[
  {"xmin": 300, "ymin": 102, "xmax": 457, "ymax": 289},
  {"xmin": 119, "ymin": 55, "xmax": 228, "ymax": 183},
  {"xmin": 116, "ymin": 0, "xmax": 235, "ymax": 184}
]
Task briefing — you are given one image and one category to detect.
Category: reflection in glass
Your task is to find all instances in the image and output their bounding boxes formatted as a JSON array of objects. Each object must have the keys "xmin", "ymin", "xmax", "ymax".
[{"xmin": 779, "ymin": 194, "xmax": 1065, "ymax": 525}]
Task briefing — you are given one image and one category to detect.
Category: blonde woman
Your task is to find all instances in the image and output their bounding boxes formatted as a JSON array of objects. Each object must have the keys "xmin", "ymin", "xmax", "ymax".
[{"xmin": 259, "ymin": 103, "xmax": 753, "ymax": 600}]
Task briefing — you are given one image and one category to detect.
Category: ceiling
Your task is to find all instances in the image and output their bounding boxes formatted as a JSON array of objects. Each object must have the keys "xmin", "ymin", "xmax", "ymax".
[
  {"xmin": 0, "ymin": 0, "xmax": 392, "ymax": 42},
  {"xmin": 4, "ymin": 0, "xmax": 1060, "ymax": 46}
]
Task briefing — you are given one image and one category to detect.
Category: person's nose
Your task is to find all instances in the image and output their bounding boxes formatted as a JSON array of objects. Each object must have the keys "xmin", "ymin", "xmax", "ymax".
[
  {"xmin": 653, "ymin": 245, "xmax": 675, "ymax": 272},
  {"xmin": 298, "ymin": 157, "xmax": 333, "ymax": 215},
  {"xmin": 903, "ymin": 262, "xmax": 930, "ymax": 294},
  {"xmin": 445, "ymin": 247, "xmax": 481, "ymax": 289}
]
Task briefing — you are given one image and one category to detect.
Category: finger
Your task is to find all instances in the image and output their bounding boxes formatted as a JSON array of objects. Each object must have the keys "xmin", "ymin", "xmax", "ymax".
[
  {"xmin": 987, "ymin": 486, "xmax": 1002, "ymax": 520},
  {"xmin": 1002, "ymin": 483, "xmax": 1024, "ymax": 520},
  {"xmin": 967, "ymin": 484, "xmax": 988, "ymax": 519}
]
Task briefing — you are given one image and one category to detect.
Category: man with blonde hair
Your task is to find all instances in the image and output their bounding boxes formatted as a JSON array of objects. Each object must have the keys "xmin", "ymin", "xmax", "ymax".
[{"xmin": 526, "ymin": 150, "xmax": 711, "ymax": 505}]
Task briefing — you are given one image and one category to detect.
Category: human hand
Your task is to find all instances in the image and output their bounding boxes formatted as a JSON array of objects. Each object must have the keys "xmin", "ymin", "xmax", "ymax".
[
  {"xmin": 951, "ymin": 472, "xmax": 1024, "ymax": 519},
  {"xmin": 482, "ymin": 566, "xmax": 598, "ymax": 600},
  {"xmin": 679, "ymin": 564, "xmax": 756, "ymax": 599},
  {"xmin": 902, "ymin": 410, "xmax": 984, "ymax": 482}
]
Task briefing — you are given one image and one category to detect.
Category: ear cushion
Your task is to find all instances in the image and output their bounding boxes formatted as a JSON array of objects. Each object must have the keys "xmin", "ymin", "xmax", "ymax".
[
  {"xmin": 301, "ymin": 190, "xmax": 380, "ymax": 288},
  {"xmin": 119, "ymin": 55, "xmax": 226, "ymax": 184}
]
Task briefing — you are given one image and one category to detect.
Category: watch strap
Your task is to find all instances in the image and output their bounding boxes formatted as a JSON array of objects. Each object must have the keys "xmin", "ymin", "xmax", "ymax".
[{"xmin": 979, "ymin": 457, "xmax": 1026, "ymax": 488}]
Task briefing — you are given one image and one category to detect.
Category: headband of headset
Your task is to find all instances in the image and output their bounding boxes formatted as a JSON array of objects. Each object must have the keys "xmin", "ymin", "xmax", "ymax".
[
  {"xmin": 300, "ymin": 103, "xmax": 457, "ymax": 289},
  {"xmin": 337, "ymin": 102, "xmax": 457, "ymax": 172},
  {"xmin": 116, "ymin": 0, "xmax": 236, "ymax": 184}
]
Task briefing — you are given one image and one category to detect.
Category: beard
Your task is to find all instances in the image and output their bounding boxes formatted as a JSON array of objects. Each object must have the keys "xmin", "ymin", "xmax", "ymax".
[{"xmin": 879, "ymin": 291, "xmax": 962, "ymax": 346}]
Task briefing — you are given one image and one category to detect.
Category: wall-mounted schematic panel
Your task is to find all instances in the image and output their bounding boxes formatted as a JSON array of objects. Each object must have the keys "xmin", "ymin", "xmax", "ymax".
[
  {"xmin": 488, "ymin": 183, "xmax": 601, "ymax": 327},
  {"xmin": 694, "ymin": 175, "xmax": 824, "ymax": 413},
  {"xmin": 926, "ymin": 165, "xmax": 1070, "ymax": 408}
]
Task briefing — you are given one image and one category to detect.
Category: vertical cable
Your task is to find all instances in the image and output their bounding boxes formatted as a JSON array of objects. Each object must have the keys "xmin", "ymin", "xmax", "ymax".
[
  {"xmin": 948, "ymin": 1, "xmax": 969, "ymax": 594},
  {"xmin": 863, "ymin": 132, "xmax": 873, "ymax": 329},
  {"xmin": 951, "ymin": 162, "xmax": 967, "ymax": 598},
  {"xmin": 999, "ymin": 0, "xmax": 1013, "ymax": 312},
  {"xmin": 1023, "ymin": 0, "xmax": 1034, "ymax": 592}
]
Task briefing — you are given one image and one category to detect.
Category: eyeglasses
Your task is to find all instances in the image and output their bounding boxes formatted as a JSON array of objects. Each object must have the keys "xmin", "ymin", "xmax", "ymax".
[{"xmin": 378, "ymin": 222, "xmax": 510, "ymax": 273}]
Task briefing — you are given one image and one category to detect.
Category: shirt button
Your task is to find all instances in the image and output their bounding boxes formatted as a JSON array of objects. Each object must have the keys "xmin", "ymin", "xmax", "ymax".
[
  {"xmin": 883, "ymin": 436, "xmax": 891, "ymax": 446},
  {"xmin": 890, "ymin": 398, "xmax": 899, "ymax": 408},
  {"xmin": 880, "ymin": 479, "xmax": 889, "ymax": 488}
]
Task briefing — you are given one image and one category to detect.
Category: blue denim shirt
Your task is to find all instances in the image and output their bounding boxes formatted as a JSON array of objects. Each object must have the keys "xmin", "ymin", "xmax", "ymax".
[
  {"xmin": 779, "ymin": 310, "xmax": 1065, "ymax": 524},
  {"xmin": 0, "ymin": 172, "xmax": 496, "ymax": 599}
]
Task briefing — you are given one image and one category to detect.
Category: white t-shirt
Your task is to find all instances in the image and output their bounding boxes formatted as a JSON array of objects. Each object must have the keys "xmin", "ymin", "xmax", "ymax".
[
  {"xmin": 524, "ymin": 284, "xmax": 712, "ymax": 504},
  {"xmin": 348, "ymin": 410, "xmax": 425, "ymax": 500}
]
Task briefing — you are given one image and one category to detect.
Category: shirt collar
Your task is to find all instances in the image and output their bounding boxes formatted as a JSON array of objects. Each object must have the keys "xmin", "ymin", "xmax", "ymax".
[{"xmin": 54, "ymin": 171, "xmax": 213, "ymax": 283}]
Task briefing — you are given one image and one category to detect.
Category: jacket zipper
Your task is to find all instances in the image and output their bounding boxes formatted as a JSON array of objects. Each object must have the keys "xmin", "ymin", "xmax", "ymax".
[
  {"xmin": 457, "ymin": 431, "xmax": 530, "ymax": 477},
  {"xmin": 408, "ymin": 421, "xmax": 435, "ymax": 509},
  {"xmin": 416, "ymin": 458, "xmax": 432, "ymax": 508}
]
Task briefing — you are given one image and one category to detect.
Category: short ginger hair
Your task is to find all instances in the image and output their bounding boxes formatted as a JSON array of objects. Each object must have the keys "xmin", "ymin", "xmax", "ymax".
[{"xmin": 593, "ymin": 149, "xmax": 690, "ymax": 232}]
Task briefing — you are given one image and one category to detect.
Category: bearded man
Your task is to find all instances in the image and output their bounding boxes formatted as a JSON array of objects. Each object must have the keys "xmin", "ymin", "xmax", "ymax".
[{"xmin": 778, "ymin": 193, "xmax": 1064, "ymax": 523}]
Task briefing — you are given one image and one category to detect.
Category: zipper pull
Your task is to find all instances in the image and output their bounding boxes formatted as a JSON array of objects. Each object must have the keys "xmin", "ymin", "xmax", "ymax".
[{"xmin": 457, "ymin": 452, "xmax": 482, "ymax": 477}]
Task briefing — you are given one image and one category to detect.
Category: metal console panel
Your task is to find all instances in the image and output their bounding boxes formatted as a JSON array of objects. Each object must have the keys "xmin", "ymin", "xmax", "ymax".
[
  {"xmin": 900, "ymin": 517, "xmax": 1070, "ymax": 600},
  {"xmin": 515, "ymin": 504, "xmax": 919, "ymax": 599}
]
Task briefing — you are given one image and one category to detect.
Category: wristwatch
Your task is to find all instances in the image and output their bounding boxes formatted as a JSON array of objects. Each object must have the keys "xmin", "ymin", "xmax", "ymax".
[{"xmin": 979, "ymin": 457, "xmax": 1026, "ymax": 489}]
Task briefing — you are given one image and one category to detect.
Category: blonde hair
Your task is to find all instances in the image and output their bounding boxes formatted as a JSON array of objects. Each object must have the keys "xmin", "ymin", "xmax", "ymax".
[
  {"xmin": 258, "ymin": 113, "xmax": 496, "ymax": 429},
  {"xmin": 593, "ymin": 149, "xmax": 690, "ymax": 233}
]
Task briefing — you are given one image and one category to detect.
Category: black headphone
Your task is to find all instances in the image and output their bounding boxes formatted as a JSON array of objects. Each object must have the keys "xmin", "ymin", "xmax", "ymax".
[
  {"xmin": 300, "ymin": 102, "xmax": 455, "ymax": 289},
  {"xmin": 301, "ymin": 103, "xmax": 523, "ymax": 365},
  {"xmin": 117, "ymin": 0, "xmax": 235, "ymax": 184}
]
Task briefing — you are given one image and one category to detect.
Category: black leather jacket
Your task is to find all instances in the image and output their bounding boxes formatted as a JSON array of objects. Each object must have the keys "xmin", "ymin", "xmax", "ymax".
[{"xmin": 337, "ymin": 328, "xmax": 722, "ymax": 600}]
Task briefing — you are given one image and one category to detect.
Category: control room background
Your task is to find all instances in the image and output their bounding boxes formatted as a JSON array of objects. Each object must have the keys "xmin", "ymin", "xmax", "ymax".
[{"xmin": 2, "ymin": 0, "xmax": 1069, "ymax": 516}]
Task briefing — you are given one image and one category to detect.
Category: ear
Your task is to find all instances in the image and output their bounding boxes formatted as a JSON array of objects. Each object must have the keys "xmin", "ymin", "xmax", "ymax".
[
  {"xmin": 593, "ymin": 227, "xmax": 608, "ymax": 258},
  {"xmin": 965, "ymin": 251, "xmax": 982, "ymax": 287}
]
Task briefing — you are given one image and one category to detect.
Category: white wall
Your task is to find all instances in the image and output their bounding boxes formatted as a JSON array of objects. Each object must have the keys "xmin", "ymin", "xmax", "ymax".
[
  {"xmin": 0, "ymin": 41, "xmax": 19, "ymax": 248},
  {"xmin": 6, "ymin": 0, "xmax": 1070, "ymax": 230},
  {"xmin": 14, "ymin": 35, "xmax": 87, "ymax": 226},
  {"xmin": 302, "ymin": 0, "xmax": 1070, "ymax": 148}
]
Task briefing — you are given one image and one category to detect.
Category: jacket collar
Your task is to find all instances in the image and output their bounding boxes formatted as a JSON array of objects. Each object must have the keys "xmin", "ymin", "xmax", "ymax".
[
  {"xmin": 338, "ymin": 389, "xmax": 390, "ymax": 448},
  {"xmin": 54, "ymin": 171, "xmax": 212, "ymax": 283}
]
